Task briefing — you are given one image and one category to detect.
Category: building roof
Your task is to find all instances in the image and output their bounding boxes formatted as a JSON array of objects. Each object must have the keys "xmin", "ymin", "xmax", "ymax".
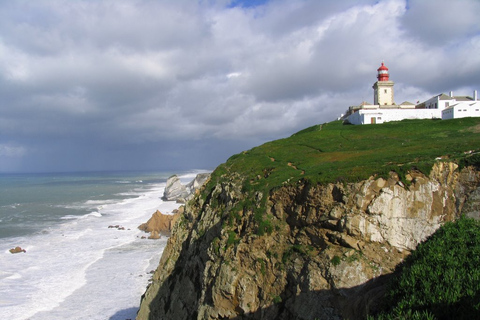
[
  {"xmin": 454, "ymin": 96, "xmax": 474, "ymax": 101},
  {"xmin": 377, "ymin": 62, "xmax": 388, "ymax": 71},
  {"xmin": 437, "ymin": 93, "xmax": 473, "ymax": 101},
  {"xmin": 438, "ymin": 93, "xmax": 452, "ymax": 100}
]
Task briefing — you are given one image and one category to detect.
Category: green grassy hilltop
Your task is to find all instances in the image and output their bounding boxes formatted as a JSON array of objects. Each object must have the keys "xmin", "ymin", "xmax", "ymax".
[{"xmin": 208, "ymin": 117, "xmax": 480, "ymax": 195}]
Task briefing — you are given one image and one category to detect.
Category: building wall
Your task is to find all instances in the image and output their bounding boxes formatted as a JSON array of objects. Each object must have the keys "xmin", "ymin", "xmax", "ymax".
[
  {"xmin": 373, "ymin": 81, "xmax": 394, "ymax": 105},
  {"xmin": 423, "ymin": 95, "xmax": 453, "ymax": 110},
  {"xmin": 442, "ymin": 102, "xmax": 480, "ymax": 120},
  {"xmin": 346, "ymin": 107, "xmax": 442, "ymax": 125}
]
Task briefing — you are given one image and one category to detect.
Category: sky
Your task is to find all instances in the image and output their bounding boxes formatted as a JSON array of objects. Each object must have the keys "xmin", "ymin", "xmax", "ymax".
[{"xmin": 1, "ymin": 0, "xmax": 479, "ymax": 173}]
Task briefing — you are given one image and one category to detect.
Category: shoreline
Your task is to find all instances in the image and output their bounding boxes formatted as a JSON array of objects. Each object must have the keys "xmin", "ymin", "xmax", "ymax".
[
  {"xmin": 1, "ymin": 171, "xmax": 209, "ymax": 320},
  {"xmin": 1, "ymin": 176, "xmax": 178, "ymax": 320}
]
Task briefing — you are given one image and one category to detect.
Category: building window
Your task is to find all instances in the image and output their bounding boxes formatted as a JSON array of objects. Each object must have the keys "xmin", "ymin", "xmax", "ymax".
[
  {"xmin": 377, "ymin": 117, "xmax": 382, "ymax": 120},
  {"xmin": 384, "ymin": 89, "xmax": 387, "ymax": 93}
]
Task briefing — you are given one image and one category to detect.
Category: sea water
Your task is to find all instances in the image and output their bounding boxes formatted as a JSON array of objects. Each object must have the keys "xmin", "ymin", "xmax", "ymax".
[{"xmin": 0, "ymin": 171, "xmax": 203, "ymax": 320}]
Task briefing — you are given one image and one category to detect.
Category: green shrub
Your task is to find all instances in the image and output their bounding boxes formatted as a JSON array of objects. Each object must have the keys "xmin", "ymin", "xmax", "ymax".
[
  {"xmin": 459, "ymin": 152, "xmax": 480, "ymax": 170},
  {"xmin": 272, "ymin": 294, "xmax": 282, "ymax": 304},
  {"xmin": 226, "ymin": 230, "xmax": 239, "ymax": 247},
  {"xmin": 331, "ymin": 255, "xmax": 341, "ymax": 266},
  {"xmin": 371, "ymin": 217, "xmax": 480, "ymax": 319}
]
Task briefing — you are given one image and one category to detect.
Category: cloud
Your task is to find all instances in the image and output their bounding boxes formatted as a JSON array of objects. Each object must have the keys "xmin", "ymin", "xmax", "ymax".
[
  {"xmin": 0, "ymin": 144, "xmax": 27, "ymax": 157},
  {"xmin": 401, "ymin": 0, "xmax": 480, "ymax": 46},
  {"xmin": 0, "ymin": 0, "xmax": 479, "ymax": 172}
]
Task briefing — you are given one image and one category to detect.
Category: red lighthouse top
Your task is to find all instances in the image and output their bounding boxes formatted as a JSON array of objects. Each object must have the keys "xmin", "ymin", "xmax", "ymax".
[{"xmin": 377, "ymin": 62, "xmax": 389, "ymax": 81}]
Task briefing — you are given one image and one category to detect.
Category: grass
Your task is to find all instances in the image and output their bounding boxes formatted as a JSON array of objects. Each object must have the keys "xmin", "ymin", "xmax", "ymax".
[
  {"xmin": 205, "ymin": 118, "xmax": 480, "ymax": 200},
  {"xmin": 369, "ymin": 217, "xmax": 480, "ymax": 319}
]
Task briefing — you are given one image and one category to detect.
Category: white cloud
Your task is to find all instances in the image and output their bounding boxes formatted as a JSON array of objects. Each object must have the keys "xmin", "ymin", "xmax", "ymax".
[{"xmin": 0, "ymin": 144, "xmax": 27, "ymax": 157}]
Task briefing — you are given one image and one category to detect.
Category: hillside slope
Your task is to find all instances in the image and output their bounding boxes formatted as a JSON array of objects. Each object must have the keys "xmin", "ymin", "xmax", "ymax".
[{"xmin": 137, "ymin": 118, "xmax": 480, "ymax": 320}]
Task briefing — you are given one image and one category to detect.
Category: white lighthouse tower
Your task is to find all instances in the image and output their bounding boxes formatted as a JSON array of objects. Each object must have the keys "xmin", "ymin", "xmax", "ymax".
[{"xmin": 373, "ymin": 62, "xmax": 395, "ymax": 105}]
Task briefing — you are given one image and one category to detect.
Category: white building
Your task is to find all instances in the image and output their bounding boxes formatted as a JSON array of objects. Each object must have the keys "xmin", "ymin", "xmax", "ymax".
[
  {"xmin": 442, "ymin": 100, "xmax": 480, "ymax": 120},
  {"xmin": 343, "ymin": 62, "xmax": 479, "ymax": 125}
]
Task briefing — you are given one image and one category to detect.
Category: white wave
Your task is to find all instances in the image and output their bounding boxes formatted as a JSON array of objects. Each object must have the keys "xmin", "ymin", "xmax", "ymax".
[
  {"xmin": 0, "ymin": 179, "xmax": 178, "ymax": 320},
  {"xmin": 84, "ymin": 199, "xmax": 118, "ymax": 206},
  {"xmin": 79, "ymin": 212, "xmax": 102, "ymax": 219},
  {"xmin": 60, "ymin": 215, "xmax": 78, "ymax": 220}
]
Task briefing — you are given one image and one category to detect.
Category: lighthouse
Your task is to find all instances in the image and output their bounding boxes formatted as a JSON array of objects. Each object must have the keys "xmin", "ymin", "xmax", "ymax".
[{"xmin": 373, "ymin": 62, "xmax": 395, "ymax": 105}]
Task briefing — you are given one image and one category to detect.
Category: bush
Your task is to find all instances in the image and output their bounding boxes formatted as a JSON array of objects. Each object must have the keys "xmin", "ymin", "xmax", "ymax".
[
  {"xmin": 331, "ymin": 255, "xmax": 341, "ymax": 266},
  {"xmin": 371, "ymin": 217, "xmax": 480, "ymax": 319},
  {"xmin": 226, "ymin": 230, "xmax": 239, "ymax": 247}
]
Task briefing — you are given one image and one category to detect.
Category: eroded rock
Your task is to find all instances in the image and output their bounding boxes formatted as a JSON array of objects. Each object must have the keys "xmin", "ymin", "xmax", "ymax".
[
  {"xmin": 9, "ymin": 246, "xmax": 26, "ymax": 254},
  {"xmin": 138, "ymin": 209, "xmax": 181, "ymax": 237}
]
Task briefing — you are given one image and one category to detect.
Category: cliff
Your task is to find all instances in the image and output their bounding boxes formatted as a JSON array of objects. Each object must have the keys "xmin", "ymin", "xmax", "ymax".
[{"xmin": 137, "ymin": 119, "xmax": 480, "ymax": 320}]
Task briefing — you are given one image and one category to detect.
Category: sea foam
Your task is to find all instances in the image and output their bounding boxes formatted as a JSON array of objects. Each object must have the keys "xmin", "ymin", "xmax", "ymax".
[{"xmin": 0, "ymin": 172, "xmax": 194, "ymax": 320}]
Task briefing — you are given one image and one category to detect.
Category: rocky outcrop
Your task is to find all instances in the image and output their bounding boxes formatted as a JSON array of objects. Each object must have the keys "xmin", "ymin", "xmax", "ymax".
[
  {"xmin": 162, "ymin": 175, "xmax": 188, "ymax": 201},
  {"xmin": 162, "ymin": 173, "xmax": 211, "ymax": 202},
  {"xmin": 9, "ymin": 246, "xmax": 26, "ymax": 254},
  {"xmin": 138, "ymin": 208, "xmax": 183, "ymax": 237},
  {"xmin": 137, "ymin": 163, "xmax": 480, "ymax": 320}
]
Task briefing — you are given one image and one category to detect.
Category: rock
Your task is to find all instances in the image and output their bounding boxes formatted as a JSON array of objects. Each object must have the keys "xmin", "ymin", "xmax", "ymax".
[
  {"xmin": 162, "ymin": 173, "xmax": 211, "ymax": 202},
  {"xmin": 162, "ymin": 175, "xmax": 189, "ymax": 201},
  {"xmin": 9, "ymin": 246, "xmax": 26, "ymax": 254},
  {"xmin": 186, "ymin": 173, "xmax": 211, "ymax": 193},
  {"xmin": 138, "ymin": 210, "xmax": 181, "ymax": 236},
  {"xmin": 108, "ymin": 225, "xmax": 125, "ymax": 230},
  {"xmin": 137, "ymin": 163, "xmax": 480, "ymax": 320},
  {"xmin": 148, "ymin": 230, "xmax": 160, "ymax": 239}
]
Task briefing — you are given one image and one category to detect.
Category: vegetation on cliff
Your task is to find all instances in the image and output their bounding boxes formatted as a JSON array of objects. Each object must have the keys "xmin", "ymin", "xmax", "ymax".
[
  {"xmin": 203, "ymin": 117, "xmax": 480, "ymax": 233},
  {"xmin": 207, "ymin": 117, "xmax": 480, "ymax": 194},
  {"xmin": 370, "ymin": 217, "xmax": 480, "ymax": 320}
]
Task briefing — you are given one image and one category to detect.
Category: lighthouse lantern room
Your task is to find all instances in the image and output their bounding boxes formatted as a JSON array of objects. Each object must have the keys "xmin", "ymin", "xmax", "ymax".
[{"xmin": 377, "ymin": 62, "xmax": 389, "ymax": 81}]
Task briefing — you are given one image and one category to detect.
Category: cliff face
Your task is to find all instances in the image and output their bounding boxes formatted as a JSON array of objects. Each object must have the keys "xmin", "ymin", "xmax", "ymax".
[{"xmin": 137, "ymin": 162, "xmax": 480, "ymax": 320}]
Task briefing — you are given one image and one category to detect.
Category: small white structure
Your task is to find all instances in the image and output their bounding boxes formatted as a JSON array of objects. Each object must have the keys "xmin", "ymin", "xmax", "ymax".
[
  {"xmin": 442, "ymin": 98, "xmax": 480, "ymax": 120},
  {"xmin": 344, "ymin": 63, "xmax": 479, "ymax": 125},
  {"xmin": 346, "ymin": 105, "xmax": 440, "ymax": 125}
]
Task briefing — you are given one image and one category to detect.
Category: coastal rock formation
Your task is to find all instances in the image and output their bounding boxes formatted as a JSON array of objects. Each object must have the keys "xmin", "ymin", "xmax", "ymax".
[
  {"xmin": 137, "ymin": 163, "xmax": 480, "ymax": 320},
  {"xmin": 9, "ymin": 246, "xmax": 26, "ymax": 254},
  {"xmin": 162, "ymin": 175, "xmax": 188, "ymax": 201},
  {"xmin": 185, "ymin": 173, "xmax": 211, "ymax": 196},
  {"xmin": 162, "ymin": 173, "xmax": 211, "ymax": 202},
  {"xmin": 138, "ymin": 209, "xmax": 183, "ymax": 237}
]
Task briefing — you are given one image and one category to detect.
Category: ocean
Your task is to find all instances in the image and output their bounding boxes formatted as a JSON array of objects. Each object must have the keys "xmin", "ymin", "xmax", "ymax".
[{"xmin": 0, "ymin": 171, "xmax": 202, "ymax": 320}]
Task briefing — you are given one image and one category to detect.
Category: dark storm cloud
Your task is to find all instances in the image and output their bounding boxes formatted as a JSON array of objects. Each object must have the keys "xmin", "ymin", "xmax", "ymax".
[{"xmin": 0, "ymin": 0, "xmax": 479, "ymax": 172}]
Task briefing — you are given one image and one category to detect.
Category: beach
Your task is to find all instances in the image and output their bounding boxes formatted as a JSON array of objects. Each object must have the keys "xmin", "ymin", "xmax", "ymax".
[{"xmin": 0, "ymin": 171, "xmax": 200, "ymax": 320}]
